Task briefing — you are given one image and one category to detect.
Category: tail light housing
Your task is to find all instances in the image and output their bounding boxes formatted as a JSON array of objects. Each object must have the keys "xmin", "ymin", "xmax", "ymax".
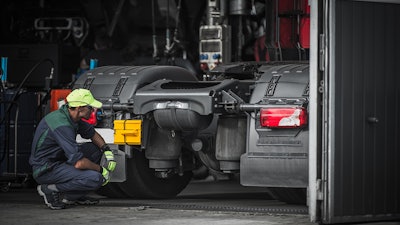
[{"xmin": 260, "ymin": 107, "xmax": 308, "ymax": 128}]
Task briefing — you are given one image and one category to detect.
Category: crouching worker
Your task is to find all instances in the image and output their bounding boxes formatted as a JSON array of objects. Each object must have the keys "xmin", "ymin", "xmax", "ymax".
[{"xmin": 29, "ymin": 88, "xmax": 116, "ymax": 209}]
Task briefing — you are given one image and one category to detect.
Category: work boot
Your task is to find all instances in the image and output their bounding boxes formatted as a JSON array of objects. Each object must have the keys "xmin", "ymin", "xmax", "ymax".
[
  {"xmin": 37, "ymin": 185, "xmax": 65, "ymax": 210},
  {"xmin": 62, "ymin": 196, "xmax": 100, "ymax": 205}
]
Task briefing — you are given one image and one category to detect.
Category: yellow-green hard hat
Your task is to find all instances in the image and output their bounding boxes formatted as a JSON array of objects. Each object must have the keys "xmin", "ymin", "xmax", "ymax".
[{"xmin": 66, "ymin": 88, "xmax": 102, "ymax": 108}]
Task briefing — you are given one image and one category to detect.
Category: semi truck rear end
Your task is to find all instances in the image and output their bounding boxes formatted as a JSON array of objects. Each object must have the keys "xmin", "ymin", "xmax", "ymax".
[
  {"xmin": 73, "ymin": 62, "xmax": 310, "ymax": 204},
  {"xmin": 72, "ymin": 0, "xmax": 400, "ymax": 224},
  {"xmin": 1, "ymin": 0, "xmax": 400, "ymax": 223}
]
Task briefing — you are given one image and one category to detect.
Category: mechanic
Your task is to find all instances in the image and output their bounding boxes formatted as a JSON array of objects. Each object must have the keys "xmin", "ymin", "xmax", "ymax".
[{"xmin": 29, "ymin": 88, "xmax": 116, "ymax": 210}]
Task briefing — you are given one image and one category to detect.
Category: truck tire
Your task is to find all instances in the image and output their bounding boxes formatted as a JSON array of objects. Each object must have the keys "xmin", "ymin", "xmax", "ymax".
[
  {"xmin": 268, "ymin": 187, "xmax": 307, "ymax": 205},
  {"xmin": 117, "ymin": 148, "xmax": 193, "ymax": 199},
  {"xmin": 97, "ymin": 183, "xmax": 127, "ymax": 198}
]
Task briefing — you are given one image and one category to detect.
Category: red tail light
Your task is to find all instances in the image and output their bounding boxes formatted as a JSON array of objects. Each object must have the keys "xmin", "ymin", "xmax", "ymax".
[{"xmin": 260, "ymin": 107, "xmax": 307, "ymax": 128}]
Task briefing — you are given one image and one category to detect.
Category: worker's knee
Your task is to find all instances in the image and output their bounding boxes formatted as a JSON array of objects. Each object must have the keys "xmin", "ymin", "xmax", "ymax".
[
  {"xmin": 84, "ymin": 170, "xmax": 103, "ymax": 190},
  {"xmin": 79, "ymin": 142, "xmax": 103, "ymax": 163},
  {"xmin": 68, "ymin": 170, "xmax": 103, "ymax": 191}
]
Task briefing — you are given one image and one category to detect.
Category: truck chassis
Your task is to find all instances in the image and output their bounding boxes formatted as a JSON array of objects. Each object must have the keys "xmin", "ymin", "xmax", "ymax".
[{"xmin": 74, "ymin": 62, "xmax": 309, "ymax": 204}]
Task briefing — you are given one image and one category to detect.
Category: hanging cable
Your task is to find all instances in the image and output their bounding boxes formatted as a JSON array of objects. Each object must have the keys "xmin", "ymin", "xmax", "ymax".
[
  {"xmin": 0, "ymin": 58, "xmax": 55, "ymax": 125},
  {"xmin": 172, "ymin": 0, "xmax": 182, "ymax": 45},
  {"xmin": 165, "ymin": 0, "xmax": 183, "ymax": 59},
  {"xmin": 165, "ymin": 0, "xmax": 171, "ymax": 54},
  {"xmin": 152, "ymin": 0, "xmax": 159, "ymax": 62}
]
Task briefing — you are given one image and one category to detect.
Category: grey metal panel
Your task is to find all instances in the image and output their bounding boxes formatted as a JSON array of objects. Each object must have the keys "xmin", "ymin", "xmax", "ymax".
[
  {"xmin": 325, "ymin": 0, "xmax": 400, "ymax": 223},
  {"xmin": 308, "ymin": 0, "xmax": 321, "ymax": 221},
  {"xmin": 240, "ymin": 64, "xmax": 309, "ymax": 188},
  {"xmin": 133, "ymin": 79, "xmax": 239, "ymax": 115},
  {"xmin": 73, "ymin": 65, "xmax": 198, "ymax": 104}
]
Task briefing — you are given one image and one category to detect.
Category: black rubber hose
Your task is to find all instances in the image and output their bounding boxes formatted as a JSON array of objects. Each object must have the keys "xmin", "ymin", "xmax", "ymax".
[{"xmin": 0, "ymin": 58, "xmax": 55, "ymax": 124}]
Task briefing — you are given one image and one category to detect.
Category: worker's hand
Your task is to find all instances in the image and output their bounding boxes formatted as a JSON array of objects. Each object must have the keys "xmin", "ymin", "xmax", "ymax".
[
  {"xmin": 104, "ymin": 150, "xmax": 116, "ymax": 172},
  {"xmin": 101, "ymin": 144, "xmax": 117, "ymax": 172},
  {"xmin": 101, "ymin": 167, "xmax": 110, "ymax": 186}
]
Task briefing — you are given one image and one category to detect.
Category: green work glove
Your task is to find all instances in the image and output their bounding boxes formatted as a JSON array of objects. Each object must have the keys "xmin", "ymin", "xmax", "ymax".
[
  {"xmin": 104, "ymin": 150, "xmax": 116, "ymax": 172},
  {"xmin": 101, "ymin": 167, "xmax": 110, "ymax": 186},
  {"xmin": 101, "ymin": 145, "xmax": 117, "ymax": 172}
]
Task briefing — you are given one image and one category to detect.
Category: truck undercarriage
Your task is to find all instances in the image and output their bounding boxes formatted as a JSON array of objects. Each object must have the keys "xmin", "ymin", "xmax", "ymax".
[{"xmin": 73, "ymin": 62, "xmax": 309, "ymax": 204}]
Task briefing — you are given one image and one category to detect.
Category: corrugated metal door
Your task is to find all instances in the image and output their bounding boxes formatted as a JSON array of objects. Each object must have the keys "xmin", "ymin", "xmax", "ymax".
[{"xmin": 322, "ymin": 0, "xmax": 400, "ymax": 223}]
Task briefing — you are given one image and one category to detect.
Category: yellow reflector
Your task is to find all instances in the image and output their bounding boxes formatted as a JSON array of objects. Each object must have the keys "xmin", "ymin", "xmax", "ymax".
[{"xmin": 114, "ymin": 120, "xmax": 142, "ymax": 145}]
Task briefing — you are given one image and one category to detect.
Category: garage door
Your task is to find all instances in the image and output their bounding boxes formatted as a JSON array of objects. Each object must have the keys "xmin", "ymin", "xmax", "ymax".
[{"xmin": 321, "ymin": 0, "xmax": 400, "ymax": 223}]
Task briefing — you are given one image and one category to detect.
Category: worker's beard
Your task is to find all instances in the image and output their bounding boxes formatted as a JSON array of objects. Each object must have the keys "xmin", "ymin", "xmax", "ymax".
[{"xmin": 82, "ymin": 111, "xmax": 91, "ymax": 120}]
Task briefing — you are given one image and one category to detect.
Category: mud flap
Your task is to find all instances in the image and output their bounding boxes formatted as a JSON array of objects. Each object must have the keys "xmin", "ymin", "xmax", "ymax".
[{"xmin": 101, "ymin": 149, "xmax": 126, "ymax": 182}]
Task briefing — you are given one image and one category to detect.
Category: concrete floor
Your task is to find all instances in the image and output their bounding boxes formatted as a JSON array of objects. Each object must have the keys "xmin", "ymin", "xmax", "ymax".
[
  {"xmin": 0, "ymin": 178, "xmax": 315, "ymax": 225},
  {"xmin": 0, "ymin": 179, "xmax": 399, "ymax": 225}
]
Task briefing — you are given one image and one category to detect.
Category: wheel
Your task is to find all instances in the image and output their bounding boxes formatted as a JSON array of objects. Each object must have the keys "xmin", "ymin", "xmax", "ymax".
[
  {"xmin": 268, "ymin": 187, "xmax": 307, "ymax": 205},
  {"xmin": 117, "ymin": 148, "xmax": 193, "ymax": 199}
]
